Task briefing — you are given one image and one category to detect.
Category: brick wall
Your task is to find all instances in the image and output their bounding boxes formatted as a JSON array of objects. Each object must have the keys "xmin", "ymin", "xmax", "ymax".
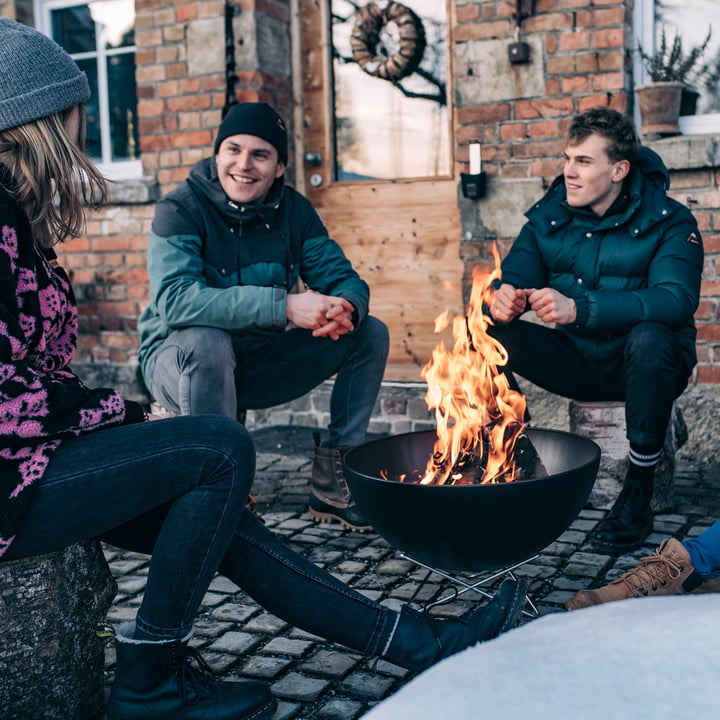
[
  {"xmin": 453, "ymin": 0, "xmax": 720, "ymax": 387},
  {"xmin": 2, "ymin": 0, "xmax": 717, "ymax": 407},
  {"xmin": 62, "ymin": 0, "xmax": 294, "ymax": 399}
]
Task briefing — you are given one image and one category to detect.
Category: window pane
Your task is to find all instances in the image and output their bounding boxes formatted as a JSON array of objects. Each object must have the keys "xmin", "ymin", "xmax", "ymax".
[
  {"xmin": 654, "ymin": 0, "xmax": 720, "ymax": 113},
  {"xmin": 88, "ymin": 0, "xmax": 135, "ymax": 49},
  {"xmin": 51, "ymin": 5, "xmax": 96, "ymax": 53},
  {"xmin": 331, "ymin": 0, "xmax": 450, "ymax": 181},
  {"xmin": 107, "ymin": 53, "xmax": 139, "ymax": 160},
  {"xmin": 76, "ymin": 57, "xmax": 101, "ymax": 159}
]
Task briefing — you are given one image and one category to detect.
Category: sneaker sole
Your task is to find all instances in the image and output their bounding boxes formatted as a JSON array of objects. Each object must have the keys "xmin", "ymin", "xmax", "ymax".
[{"xmin": 308, "ymin": 506, "xmax": 373, "ymax": 532}]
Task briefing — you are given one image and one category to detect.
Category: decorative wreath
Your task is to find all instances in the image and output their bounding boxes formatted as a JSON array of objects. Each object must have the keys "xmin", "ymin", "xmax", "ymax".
[{"xmin": 350, "ymin": 1, "xmax": 427, "ymax": 82}]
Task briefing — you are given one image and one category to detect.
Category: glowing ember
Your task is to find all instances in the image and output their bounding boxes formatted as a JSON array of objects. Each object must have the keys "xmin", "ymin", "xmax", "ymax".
[{"xmin": 419, "ymin": 244, "xmax": 527, "ymax": 485}]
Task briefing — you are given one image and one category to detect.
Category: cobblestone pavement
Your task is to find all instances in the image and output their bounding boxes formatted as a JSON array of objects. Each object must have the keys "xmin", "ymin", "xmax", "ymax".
[{"xmin": 101, "ymin": 427, "xmax": 720, "ymax": 719}]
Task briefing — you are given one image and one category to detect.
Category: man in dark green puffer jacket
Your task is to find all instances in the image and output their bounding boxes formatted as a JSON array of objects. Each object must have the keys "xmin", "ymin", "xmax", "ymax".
[
  {"xmin": 138, "ymin": 102, "xmax": 389, "ymax": 532},
  {"xmin": 488, "ymin": 107, "xmax": 703, "ymax": 552}
]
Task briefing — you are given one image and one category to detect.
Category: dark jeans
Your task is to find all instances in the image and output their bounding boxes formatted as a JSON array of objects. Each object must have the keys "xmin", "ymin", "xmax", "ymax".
[
  {"xmin": 151, "ymin": 317, "xmax": 389, "ymax": 447},
  {"xmin": 2, "ymin": 416, "xmax": 394, "ymax": 652},
  {"xmin": 489, "ymin": 320, "xmax": 691, "ymax": 451}
]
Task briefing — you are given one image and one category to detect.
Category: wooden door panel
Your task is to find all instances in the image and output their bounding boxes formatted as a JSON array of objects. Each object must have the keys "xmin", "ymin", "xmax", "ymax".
[{"xmin": 299, "ymin": 1, "xmax": 461, "ymax": 382}]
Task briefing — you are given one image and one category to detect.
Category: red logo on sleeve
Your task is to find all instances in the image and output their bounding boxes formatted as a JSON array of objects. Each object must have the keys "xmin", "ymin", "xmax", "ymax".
[{"xmin": 686, "ymin": 232, "xmax": 700, "ymax": 245}]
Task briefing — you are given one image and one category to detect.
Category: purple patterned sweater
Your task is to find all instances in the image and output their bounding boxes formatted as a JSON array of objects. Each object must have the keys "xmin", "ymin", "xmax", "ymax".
[{"xmin": 0, "ymin": 184, "xmax": 134, "ymax": 557}]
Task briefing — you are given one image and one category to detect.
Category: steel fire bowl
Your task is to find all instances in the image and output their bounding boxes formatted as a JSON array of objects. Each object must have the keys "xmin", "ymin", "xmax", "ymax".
[{"xmin": 343, "ymin": 428, "xmax": 600, "ymax": 572}]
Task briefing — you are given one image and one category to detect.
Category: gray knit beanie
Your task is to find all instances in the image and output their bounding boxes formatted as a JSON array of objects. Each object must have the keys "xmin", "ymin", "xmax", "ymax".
[{"xmin": 0, "ymin": 18, "xmax": 90, "ymax": 132}]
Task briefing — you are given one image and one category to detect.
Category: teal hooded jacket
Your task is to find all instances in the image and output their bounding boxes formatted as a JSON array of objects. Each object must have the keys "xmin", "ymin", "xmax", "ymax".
[
  {"xmin": 499, "ymin": 147, "xmax": 703, "ymax": 369},
  {"xmin": 138, "ymin": 157, "xmax": 370, "ymax": 387}
]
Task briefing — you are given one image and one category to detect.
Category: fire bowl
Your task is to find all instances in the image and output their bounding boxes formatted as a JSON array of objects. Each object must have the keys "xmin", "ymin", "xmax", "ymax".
[{"xmin": 343, "ymin": 428, "xmax": 600, "ymax": 572}]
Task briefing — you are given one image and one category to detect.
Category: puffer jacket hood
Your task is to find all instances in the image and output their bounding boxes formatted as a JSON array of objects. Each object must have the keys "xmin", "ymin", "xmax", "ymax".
[
  {"xmin": 525, "ymin": 146, "xmax": 674, "ymax": 240},
  {"xmin": 186, "ymin": 156, "xmax": 285, "ymax": 229}
]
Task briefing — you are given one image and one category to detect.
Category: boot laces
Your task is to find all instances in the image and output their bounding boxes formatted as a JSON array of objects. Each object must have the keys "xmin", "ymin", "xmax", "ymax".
[
  {"xmin": 176, "ymin": 644, "xmax": 218, "ymax": 707},
  {"xmin": 613, "ymin": 548, "xmax": 684, "ymax": 596}
]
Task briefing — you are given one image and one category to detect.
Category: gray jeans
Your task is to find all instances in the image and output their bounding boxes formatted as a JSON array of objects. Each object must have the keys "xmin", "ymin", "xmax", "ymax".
[{"xmin": 150, "ymin": 317, "xmax": 389, "ymax": 447}]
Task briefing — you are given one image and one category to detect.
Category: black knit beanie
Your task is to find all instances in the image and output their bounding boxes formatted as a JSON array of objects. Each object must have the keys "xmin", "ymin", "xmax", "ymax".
[
  {"xmin": 214, "ymin": 102, "xmax": 288, "ymax": 164},
  {"xmin": 0, "ymin": 19, "xmax": 90, "ymax": 132}
]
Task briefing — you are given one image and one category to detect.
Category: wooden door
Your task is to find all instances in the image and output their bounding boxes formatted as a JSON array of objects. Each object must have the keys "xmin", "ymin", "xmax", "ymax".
[{"xmin": 297, "ymin": 0, "xmax": 463, "ymax": 382}]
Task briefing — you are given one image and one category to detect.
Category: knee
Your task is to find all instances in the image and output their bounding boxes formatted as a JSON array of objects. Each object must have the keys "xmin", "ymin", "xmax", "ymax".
[
  {"xmin": 184, "ymin": 416, "xmax": 255, "ymax": 488},
  {"xmin": 358, "ymin": 315, "xmax": 390, "ymax": 358},
  {"xmin": 625, "ymin": 323, "xmax": 677, "ymax": 369},
  {"xmin": 176, "ymin": 327, "xmax": 234, "ymax": 371}
]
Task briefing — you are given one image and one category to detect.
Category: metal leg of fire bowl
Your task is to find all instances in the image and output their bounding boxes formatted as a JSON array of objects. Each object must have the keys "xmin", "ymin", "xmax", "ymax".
[{"xmin": 399, "ymin": 553, "xmax": 540, "ymax": 619}]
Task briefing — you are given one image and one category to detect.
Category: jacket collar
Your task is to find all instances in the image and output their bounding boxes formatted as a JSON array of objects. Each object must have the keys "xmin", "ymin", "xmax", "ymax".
[
  {"xmin": 186, "ymin": 157, "xmax": 285, "ymax": 227},
  {"xmin": 526, "ymin": 148, "xmax": 673, "ymax": 237}
]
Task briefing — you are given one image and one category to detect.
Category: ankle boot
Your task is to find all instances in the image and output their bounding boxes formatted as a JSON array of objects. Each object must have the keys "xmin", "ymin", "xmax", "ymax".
[
  {"xmin": 592, "ymin": 464, "xmax": 654, "ymax": 552},
  {"xmin": 382, "ymin": 578, "xmax": 527, "ymax": 672},
  {"xmin": 308, "ymin": 438, "xmax": 371, "ymax": 532},
  {"xmin": 566, "ymin": 538, "xmax": 704, "ymax": 610},
  {"xmin": 106, "ymin": 622, "xmax": 276, "ymax": 720}
]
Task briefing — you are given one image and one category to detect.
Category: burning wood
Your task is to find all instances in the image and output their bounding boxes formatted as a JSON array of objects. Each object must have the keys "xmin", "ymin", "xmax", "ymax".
[
  {"xmin": 383, "ymin": 428, "xmax": 548, "ymax": 485},
  {"xmin": 392, "ymin": 244, "xmax": 547, "ymax": 485}
]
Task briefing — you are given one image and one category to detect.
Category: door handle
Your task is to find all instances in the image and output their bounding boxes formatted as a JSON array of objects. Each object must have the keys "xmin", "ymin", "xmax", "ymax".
[{"xmin": 304, "ymin": 152, "xmax": 322, "ymax": 167}]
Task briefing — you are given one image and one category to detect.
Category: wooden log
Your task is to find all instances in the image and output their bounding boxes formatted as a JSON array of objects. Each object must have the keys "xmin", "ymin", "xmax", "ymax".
[
  {"xmin": 0, "ymin": 541, "xmax": 117, "ymax": 720},
  {"xmin": 568, "ymin": 400, "xmax": 687, "ymax": 513}
]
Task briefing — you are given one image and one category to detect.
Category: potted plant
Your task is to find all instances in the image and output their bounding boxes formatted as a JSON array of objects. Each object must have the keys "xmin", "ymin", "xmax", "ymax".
[{"xmin": 635, "ymin": 27, "xmax": 713, "ymax": 136}]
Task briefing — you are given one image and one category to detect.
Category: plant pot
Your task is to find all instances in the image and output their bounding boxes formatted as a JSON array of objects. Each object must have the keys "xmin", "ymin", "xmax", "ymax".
[{"xmin": 634, "ymin": 81, "xmax": 684, "ymax": 136}]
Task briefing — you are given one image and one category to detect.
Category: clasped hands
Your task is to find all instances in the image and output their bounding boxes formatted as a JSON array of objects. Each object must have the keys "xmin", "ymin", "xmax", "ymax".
[
  {"xmin": 286, "ymin": 290, "xmax": 355, "ymax": 341},
  {"xmin": 490, "ymin": 283, "xmax": 577, "ymax": 325}
]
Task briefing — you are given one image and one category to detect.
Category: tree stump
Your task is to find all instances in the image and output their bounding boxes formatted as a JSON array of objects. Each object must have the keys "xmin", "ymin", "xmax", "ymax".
[
  {"xmin": 0, "ymin": 541, "xmax": 117, "ymax": 720},
  {"xmin": 568, "ymin": 401, "xmax": 687, "ymax": 513}
]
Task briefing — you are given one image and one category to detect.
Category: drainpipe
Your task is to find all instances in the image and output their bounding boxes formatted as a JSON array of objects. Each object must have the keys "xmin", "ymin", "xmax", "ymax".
[{"xmin": 223, "ymin": 0, "xmax": 238, "ymax": 118}]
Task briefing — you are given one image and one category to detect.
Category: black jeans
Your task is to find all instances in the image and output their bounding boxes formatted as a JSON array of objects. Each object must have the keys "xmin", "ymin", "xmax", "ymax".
[
  {"xmin": 2, "ymin": 416, "xmax": 394, "ymax": 652},
  {"xmin": 489, "ymin": 320, "xmax": 691, "ymax": 450}
]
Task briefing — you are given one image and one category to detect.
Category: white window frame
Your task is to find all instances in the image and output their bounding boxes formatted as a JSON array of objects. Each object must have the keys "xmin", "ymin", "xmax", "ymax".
[
  {"xmin": 34, "ymin": 0, "xmax": 141, "ymax": 179},
  {"xmin": 633, "ymin": 0, "xmax": 720, "ymax": 135}
]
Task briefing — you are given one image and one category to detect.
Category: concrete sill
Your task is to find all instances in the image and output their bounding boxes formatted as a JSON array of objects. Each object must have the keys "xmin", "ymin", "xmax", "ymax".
[{"xmin": 646, "ymin": 134, "xmax": 720, "ymax": 171}]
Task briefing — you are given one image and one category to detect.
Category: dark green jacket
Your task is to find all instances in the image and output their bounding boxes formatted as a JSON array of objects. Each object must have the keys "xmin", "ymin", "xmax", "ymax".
[
  {"xmin": 138, "ymin": 157, "xmax": 369, "ymax": 385},
  {"xmin": 499, "ymin": 148, "xmax": 703, "ymax": 367}
]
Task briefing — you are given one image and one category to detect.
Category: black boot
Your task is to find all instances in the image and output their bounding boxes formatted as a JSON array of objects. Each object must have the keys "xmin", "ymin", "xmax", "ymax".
[
  {"xmin": 308, "ymin": 436, "xmax": 371, "ymax": 532},
  {"xmin": 382, "ymin": 578, "xmax": 527, "ymax": 673},
  {"xmin": 106, "ymin": 622, "xmax": 276, "ymax": 720},
  {"xmin": 592, "ymin": 463, "xmax": 655, "ymax": 552}
]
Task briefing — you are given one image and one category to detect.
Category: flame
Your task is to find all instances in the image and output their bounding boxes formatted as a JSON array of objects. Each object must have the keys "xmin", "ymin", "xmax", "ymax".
[{"xmin": 419, "ymin": 244, "xmax": 527, "ymax": 485}]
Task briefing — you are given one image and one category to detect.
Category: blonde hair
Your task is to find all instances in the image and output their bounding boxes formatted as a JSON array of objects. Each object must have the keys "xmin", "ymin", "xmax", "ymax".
[{"xmin": 0, "ymin": 105, "xmax": 108, "ymax": 248}]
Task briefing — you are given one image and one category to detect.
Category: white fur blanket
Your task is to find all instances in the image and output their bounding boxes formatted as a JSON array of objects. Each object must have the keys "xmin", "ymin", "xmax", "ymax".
[{"xmin": 364, "ymin": 595, "xmax": 720, "ymax": 719}]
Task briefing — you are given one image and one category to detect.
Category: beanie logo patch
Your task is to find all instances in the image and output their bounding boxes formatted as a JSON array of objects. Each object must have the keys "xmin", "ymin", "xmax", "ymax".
[{"xmin": 276, "ymin": 118, "xmax": 286, "ymax": 132}]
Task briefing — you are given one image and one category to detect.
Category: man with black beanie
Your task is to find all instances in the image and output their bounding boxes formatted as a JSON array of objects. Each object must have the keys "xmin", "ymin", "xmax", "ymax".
[{"xmin": 138, "ymin": 102, "xmax": 389, "ymax": 532}]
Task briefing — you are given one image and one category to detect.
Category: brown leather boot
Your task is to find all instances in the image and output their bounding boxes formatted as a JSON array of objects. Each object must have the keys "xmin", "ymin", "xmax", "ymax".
[
  {"xmin": 566, "ymin": 538, "xmax": 704, "ymax": 611},
  {"xmin": 308, "ymin": 445, "xmax": 372, "ymax": 532}
]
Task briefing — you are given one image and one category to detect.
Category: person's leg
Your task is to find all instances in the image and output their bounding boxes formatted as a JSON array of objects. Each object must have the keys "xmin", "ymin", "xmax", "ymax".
[
  {"xmin": 488, "ymin": 319, "xmax": 625, "ymax": 403},
  {"xmin": 4, "ymin": 416, "xmax": 274, "ymax": 720},
  {"xmin": 593, "ymin": 322, "xmax": 689, "ymax": 552},
  {"xmin": 233, "ymin": 317, "xmax": 389, "ymax": 531},
  {"xmin": 6, "ymin": 415, "xmax": 251, "ymax": 638},
  {"xmin": 150, "ymin": 327, "xmax": 238, "ymax": 418},
  {"xmin": 103, "ymin": 503, "xmax": 527, "ymax": 673},
  {"xmin": 232, "ymin": 317, "xmax": 388, "ymax": 425},
  {"xmin": 684, "ymin": 519, "xmax": 720, "ymax": 580},
  {"xmin": 623, "ymin": 322, "xmax": 688, "ymax": 450},
  {"xmin": 325, "ymin": 315, "xmax": 389, "ymax": 447}
]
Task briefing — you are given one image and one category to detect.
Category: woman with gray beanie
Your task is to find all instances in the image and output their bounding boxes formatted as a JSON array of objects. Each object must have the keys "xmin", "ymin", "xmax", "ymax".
[{"xmin": 0, "ymin": 18, "xmax": 526, "ymax": 720}]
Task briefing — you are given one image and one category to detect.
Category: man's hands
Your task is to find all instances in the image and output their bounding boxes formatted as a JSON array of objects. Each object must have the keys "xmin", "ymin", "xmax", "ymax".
[
  {"xmin": 526, "ymin": 287, "xmax": 577, "ymax": 324},
  {"xmin": 490, "ymin": 283, "xmax": 577, "ymax": 325},
  {"xmin": 286, "ymin": 291, "xmax": 355, "ymax": 340},
  {"xmin": 490, "ymin": 284, "xmax": 527, "ymax": 323}
]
